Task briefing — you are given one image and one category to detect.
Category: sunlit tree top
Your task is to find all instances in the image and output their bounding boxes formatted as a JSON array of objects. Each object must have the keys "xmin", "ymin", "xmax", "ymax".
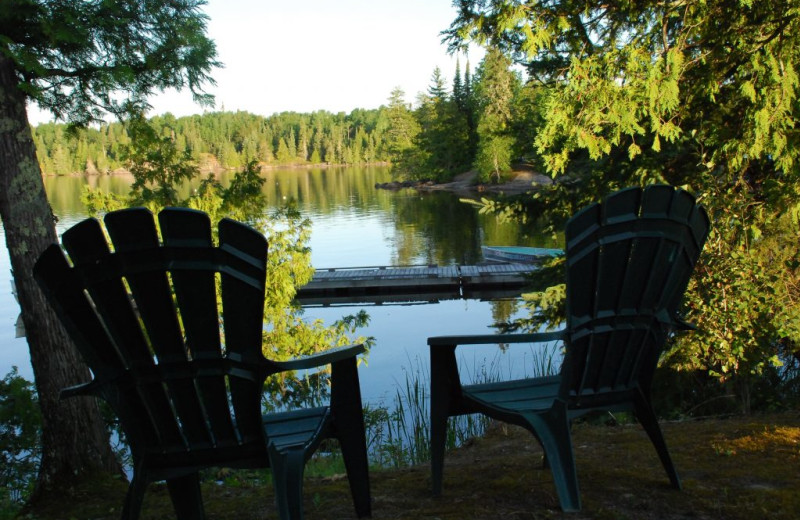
[{"xmin": 0, "ymin": 0, "xmax": 219, "ymax": 124}]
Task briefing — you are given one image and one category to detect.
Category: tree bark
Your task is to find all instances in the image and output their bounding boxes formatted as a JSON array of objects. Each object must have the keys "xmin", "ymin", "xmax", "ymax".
[{"xmin": 0, "ymin": 55, "xmax": 121, "ymax": 500}]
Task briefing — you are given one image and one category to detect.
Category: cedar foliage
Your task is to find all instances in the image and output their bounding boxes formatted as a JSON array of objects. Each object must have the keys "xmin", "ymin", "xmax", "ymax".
[{"xmin": 445, "ymin": 0, "xmax": 800, "ymax": 410}]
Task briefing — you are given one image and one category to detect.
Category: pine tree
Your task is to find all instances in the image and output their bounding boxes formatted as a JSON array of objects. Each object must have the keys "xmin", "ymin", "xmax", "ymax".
[
  {"xmin": 286, "ymin": 128, "xmax": 297, "ymax": 160},
  {"xmin": 415, "ymin": 66, "xmax": 472, "ymax": 180},
  {"xmin": 276, "ymin": 137, "xmax": 292, "ymax": 163},
  {"xmin": 449, "ymin": 58, "xmax": 473, "ymax": 170},
  {"xmin": 473, "ymin": 48, "xmax": 518, "ymax": 182},
  {"xmin": 453, "ymin": 58, "xmax": 465, "ymax": 111},
  {"xmin": 463, "ymin": 60, "xmax": 478, "ymax": 158},
  {"xmin": 428, "ymin": 67, "xmax": 448, "ymax": 100},
  {"xmin": 297, "ymin": 123, "xmax": 309, "ymax": 162},
  {"xmin": 384, "ymin": 87, "xmax": 420, "ymax": 165}
]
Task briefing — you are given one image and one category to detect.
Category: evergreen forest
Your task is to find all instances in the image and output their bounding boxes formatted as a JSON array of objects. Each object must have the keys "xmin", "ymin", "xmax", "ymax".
[
  {"xmin": 32, "ymin": 109, "xmax": 390, "ymax": 175},
  {"xmin": 30, "ymin": 54, "xmax": 524, "ymax": 184}
]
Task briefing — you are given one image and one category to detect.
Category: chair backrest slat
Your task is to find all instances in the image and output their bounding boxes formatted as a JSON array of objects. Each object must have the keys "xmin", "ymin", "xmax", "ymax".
[
  {"xmin": 561, "ymin": 186, "xmax": 710, "ymax": 404},
  {"xmin": 159, "ymin": 209, "xmax": 238, "ymax": 446},
  {"xmin": 104, "ymin": 210, "xmax": 187, "ymax": 362},
  {"xmin": 61, "ymin": 216, "xmax": 185, "ymax": 449},
  {"xmin": 61, "ymin": 218, "xmax": 154, "ymax": 368},
  {"xmin": 104, "ymin": 209, "xmax": 213, "ymax": 449},
  {"xmin": 219, "ymin": 217, "xmax": 269, "ymax": 439}
]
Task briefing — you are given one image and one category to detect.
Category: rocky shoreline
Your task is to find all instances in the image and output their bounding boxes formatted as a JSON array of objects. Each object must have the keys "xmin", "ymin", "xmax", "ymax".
[{"xmin": 375, "ymin": 169, "xmax": 552, "ymax": 196}]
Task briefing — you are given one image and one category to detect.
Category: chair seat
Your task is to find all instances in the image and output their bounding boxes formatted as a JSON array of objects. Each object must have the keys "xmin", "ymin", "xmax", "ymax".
[
  {"xmin": 464, "ymin": 375, "xmax": 561, "ymax": 414},
  {"xmin": 263, "ymin": 407, "xmax": 332, "ymax": 452}
]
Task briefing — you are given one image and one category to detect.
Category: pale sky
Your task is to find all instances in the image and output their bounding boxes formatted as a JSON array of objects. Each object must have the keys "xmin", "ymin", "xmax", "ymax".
[{"xmin": 28, "ymin": 0, "xmax": 484, "ymax": 125}]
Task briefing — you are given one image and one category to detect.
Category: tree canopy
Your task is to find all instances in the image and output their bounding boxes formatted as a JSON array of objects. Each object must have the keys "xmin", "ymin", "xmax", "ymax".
[
  {"xmin": 444, "ymin": 0, "xmax": 800, "ymax": 188},
  {"xmin": 1, "ymin": 0, "xmax": 218, "ymax": 124},
  {"xmin": 444, "ymin": 0, "xmax": 800, "ymax": 409}
]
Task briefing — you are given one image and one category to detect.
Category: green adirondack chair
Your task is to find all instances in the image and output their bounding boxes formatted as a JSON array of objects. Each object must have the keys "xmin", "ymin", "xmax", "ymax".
[
  {"xmin": 33, "ymin": 207, "xmax": 371, "ymax": 520},
  {"xmin": 428, "ymin": 185, "xmax": 710, "ymax": 512}
]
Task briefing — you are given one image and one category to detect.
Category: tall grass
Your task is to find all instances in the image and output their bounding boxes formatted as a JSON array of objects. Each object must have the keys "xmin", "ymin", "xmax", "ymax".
[
  {"xmin": 364, "ymin": 357, "xmax": 475, "ymax": 469},
  {"xmin": 367, "ymin": 368, "xmax": 432, "ymax": 468},
  {"xmin": 364, "ymin": 341, "xmax": 562, "ymax": 468}
]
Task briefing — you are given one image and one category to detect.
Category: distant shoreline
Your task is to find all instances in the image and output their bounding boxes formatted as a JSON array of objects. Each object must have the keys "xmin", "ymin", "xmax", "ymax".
[
  {"xmin": 39, "ymin": 162, "xmax": 551, "ymax": 198},
  {"xmin": 377, "ymin": 168, "xmax": 553, "ymax": 196},
  {"xmin": 39, "ymin": 160, "xmax": 392, "ymax": 178}
]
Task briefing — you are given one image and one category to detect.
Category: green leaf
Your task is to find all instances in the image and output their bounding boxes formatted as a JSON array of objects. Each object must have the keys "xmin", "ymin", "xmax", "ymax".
[
  {"xmin": 740, "ymin": 81, "xmax": 757, "ymax": 103},
  {"xmin": 628, "ymin": 142, "xmax": 641, "ymax": 159}
]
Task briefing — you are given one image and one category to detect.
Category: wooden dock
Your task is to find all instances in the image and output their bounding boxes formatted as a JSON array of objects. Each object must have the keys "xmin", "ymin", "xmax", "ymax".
[{"xmin": 295, "ymin": 263, "xmax": 537, "ymax": 304}]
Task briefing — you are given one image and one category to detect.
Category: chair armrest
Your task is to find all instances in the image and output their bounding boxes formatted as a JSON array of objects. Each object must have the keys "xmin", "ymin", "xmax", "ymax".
[
  {"xmin": 272, "ymin": 344, "xmax": 366, "ymax": 371},
  {"xmin": 60, "ymin": 380, "xmax": 102, "ymax": 400},
  {"xmin": 655, "ymin": 309, "xmax": 697, "ymax": 332},
  {"xmin": 428, "ymin": 330, "xmax": 566, "ymax": 347},
  {"xmin": 672, "ymin": 316, "xmax": 697, "ymax": 331}
]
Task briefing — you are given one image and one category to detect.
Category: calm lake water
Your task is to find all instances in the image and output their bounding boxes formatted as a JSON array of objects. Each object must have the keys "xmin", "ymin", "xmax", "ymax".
[{"xmin": 1, "ymin": 166, "xmax": 561, "ymax": 406}]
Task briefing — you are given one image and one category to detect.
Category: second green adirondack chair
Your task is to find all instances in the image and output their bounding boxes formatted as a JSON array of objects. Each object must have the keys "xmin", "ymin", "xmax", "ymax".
[{"xmin": 428, "ymin": 185, "xmax": 710, "ymax": 511}]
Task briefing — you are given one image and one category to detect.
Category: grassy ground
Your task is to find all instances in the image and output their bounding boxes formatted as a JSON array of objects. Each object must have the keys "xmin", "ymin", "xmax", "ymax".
[{"xmin": 21, "ymin": 411, "xmax": 800, "ymax": 519}]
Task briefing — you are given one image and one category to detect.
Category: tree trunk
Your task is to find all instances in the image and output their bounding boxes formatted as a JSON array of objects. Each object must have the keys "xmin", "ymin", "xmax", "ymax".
[{"xmin": 0, "ymin": 56, "xmax": 121, "ymax": 501}]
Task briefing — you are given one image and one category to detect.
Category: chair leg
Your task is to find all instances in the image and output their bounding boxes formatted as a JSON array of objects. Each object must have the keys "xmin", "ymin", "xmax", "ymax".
[
  {"xmin": 269, "ymin": 447, "xmax": 307, "ymax": 520},
  {"xmin": 524, "ymin": 405, "xmax": 581, "ymax": 512},
  {"xmin": 338, "ymin": 426, "xmax": 372, "ymax": 517},
  {"xmin": 330, "ymin": 357, "xmax": 372, "ymax": 517},
  {"xmin": 166, "ymin": 472, "xmax": 205, "ymax": 519},
  {"xmin": 430, "ymin": 406, "xmax": 448, "ymax": 496},
  {"xmin": 429, "ymin": 346, "xmax": 457, "ymax": 496},
  {"xmin": 634, "ymin": 392, "xmax": 681, "ymax": 490},
  {"xmin": 121, "ymin": 463, "xmax": 148, "ymax": 520}
]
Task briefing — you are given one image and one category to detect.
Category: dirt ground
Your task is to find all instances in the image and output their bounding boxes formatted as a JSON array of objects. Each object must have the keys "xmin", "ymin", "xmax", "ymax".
[{"xmin": 26, "ymin": 411, "xmax": 800, "ymax": 520}]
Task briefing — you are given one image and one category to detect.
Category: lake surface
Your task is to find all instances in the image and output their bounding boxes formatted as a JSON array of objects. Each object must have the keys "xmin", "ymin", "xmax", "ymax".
[{"xmin": 1, "ymin": 166, "xmax": 561, "ymax": 406}]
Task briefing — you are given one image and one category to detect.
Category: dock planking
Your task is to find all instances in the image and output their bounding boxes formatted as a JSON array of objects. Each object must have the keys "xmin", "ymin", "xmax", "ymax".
[{"xmin": 296, "ymin": 263, "xmax": 538, "ymax": 303}]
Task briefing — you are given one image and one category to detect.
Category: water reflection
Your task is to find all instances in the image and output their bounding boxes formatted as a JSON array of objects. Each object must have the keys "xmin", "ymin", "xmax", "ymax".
[
  {"xmin": 42, "ymin": 166, "xmax": 558, "ymax": 267},
  {"xmin": 7, "ymin": 166, "xmax": 557, "ymax": 404},
  {"xmin": 303, "ymin": 298, "xmax": 535, "ymax": 405},
  {"xmin": 45, "ymin": 173, "xmax": 134, "ymax": 221}
]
